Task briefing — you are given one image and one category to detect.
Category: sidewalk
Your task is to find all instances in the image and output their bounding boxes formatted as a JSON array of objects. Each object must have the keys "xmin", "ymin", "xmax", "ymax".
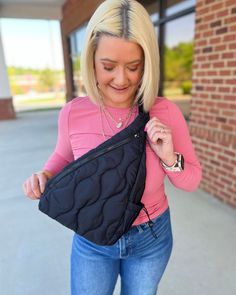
[{"xmin": 0, "ymin": 109, "xmax": 235, "ymax": 295}]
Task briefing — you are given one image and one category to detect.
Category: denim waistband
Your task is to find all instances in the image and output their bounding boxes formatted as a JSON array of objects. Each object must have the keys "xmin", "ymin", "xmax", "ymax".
[{"xmin": 134, "ymin": 208, "xmax": 170, "ymax": 232}]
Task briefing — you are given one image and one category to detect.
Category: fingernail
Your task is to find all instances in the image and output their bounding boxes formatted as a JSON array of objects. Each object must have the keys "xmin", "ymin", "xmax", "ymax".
[{"xmin": 144, "ymin": 127, "xmax": 147, "ymax": 132}]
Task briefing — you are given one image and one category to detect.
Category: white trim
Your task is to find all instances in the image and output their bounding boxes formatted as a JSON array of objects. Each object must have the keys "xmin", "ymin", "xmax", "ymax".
[
  {"xmin": 0, "ymin": 30, "xmax": 11, "ymax": 99},
  {"xmin": 0, "ymin": 3, "xmax": 62, "ymax": 20}
]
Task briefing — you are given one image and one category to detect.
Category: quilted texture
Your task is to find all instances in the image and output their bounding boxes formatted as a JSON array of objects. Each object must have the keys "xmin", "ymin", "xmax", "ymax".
[{"xmin": 39, "ymin": 112, "xmax": 149, "ymax": 245}]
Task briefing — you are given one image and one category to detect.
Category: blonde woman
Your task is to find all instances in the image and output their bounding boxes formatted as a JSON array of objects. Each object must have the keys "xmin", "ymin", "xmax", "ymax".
[{"xmin": 23, "ymin": 0, "xmax": 202, "ymax": 294}]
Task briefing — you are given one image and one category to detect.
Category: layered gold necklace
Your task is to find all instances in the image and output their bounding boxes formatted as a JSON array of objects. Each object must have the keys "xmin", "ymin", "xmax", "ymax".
[
  {"xmin": 99, "ymin": 104, "xmax": 136, "ymax": 139},
  {"xmin": 103, "ymin": 105, "xmax": 134, "ymax": 129}
]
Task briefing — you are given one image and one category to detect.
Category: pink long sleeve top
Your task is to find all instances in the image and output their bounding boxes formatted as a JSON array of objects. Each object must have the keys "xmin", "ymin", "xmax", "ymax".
[{"xmin": 43, "ymin": 96, "xmax": 202, "ymax": 225}]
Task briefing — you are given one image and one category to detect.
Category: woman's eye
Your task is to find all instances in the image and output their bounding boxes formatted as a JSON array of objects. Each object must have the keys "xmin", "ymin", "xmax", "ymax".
[
  {"xmin": 128, "ymin": 67, "xmax": 138, "ymax": 72},
  {"xmin": 104, "ymin": 67, "xmax": 114, "ymax": 71}
]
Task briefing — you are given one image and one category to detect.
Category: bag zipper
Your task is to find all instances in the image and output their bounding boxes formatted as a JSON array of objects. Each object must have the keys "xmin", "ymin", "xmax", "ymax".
[{"xmin": 46, "ymin": 132, "xmax": 142, "ymax": 189}]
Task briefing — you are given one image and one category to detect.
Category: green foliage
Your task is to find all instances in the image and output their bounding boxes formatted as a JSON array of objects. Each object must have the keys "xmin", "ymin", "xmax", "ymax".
[
  {"xmin": 181, "ymin": 80, "xmax": 192, "ymax": 95},
  {"xmin": 7, "ymin": 66, "xmax": 64, "ymax": 94},
  {"xmin": 164, "ymin": 41, "xmax": 193, "ymax": 84},
  {"xmin": 73, "ymin": 55, "xmax": 81, "ymax": 73},
  {"xmin": 7, "ymin": 66, "xmax": 63, "ymax": 76},
  {"xmin": 38, "ymin": 68, "xmax": 56, "ymax": 91}
]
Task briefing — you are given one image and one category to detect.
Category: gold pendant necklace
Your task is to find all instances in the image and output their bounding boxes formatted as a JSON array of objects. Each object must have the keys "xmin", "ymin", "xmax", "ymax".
[
  {"xmin": 103, "ymin": 105, "xmax": 134, "ymax": 129},
  {"xmin": 99, "ymin": 105, "xmax": 137, "ymax": 139}
]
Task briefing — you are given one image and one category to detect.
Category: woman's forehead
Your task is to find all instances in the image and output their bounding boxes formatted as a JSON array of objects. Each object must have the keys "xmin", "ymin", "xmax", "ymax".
[{"xmin": 95, "ymin": 35, "xmax": 143, "ymax": 61}]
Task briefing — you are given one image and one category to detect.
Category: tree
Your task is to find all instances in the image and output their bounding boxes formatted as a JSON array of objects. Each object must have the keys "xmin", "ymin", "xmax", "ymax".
[
  {"xmin": 164, "ymin": 41, "xmax": 193, "ymax": 84},
  {"xmin": 38, "ymin": 68, "xmax": 56, "ymax": 92}
]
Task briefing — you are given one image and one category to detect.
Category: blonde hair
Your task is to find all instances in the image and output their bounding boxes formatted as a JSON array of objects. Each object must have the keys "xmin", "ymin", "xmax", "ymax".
[{"xmin": 81, "ymin": 0, "xmax": 160, "ymax": 112}]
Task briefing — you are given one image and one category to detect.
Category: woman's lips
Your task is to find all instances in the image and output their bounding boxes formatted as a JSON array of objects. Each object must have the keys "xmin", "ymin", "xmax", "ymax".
[{"xmin": 110, "ymin": 85, "xmax": 129, "ymax": 92}]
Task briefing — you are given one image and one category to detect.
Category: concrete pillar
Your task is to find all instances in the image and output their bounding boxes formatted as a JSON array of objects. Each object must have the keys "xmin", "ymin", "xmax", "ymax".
[{"xmin": 0, "ymin": 29, "xmax": 15, "ymax": 120}]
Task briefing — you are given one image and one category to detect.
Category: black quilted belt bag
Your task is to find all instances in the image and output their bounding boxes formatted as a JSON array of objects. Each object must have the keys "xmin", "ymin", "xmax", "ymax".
[{"xmin": 39, "ymin": 110, "xmax": 150, "ymax": 246}]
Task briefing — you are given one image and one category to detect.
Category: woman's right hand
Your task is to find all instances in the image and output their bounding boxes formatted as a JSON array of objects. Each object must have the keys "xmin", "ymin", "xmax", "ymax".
[{"xmin": 23, "ymin": 171, "xmax": 52, "ymax": 200}]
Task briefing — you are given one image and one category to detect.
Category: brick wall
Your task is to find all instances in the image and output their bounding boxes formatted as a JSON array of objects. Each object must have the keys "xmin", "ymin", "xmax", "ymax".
[{"xmin": 190, "ymin": 0, "xmax": 236, "ymax": 207}]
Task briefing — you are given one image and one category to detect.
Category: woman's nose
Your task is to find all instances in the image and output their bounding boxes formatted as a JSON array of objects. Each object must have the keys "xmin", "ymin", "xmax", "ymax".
[{"xmin": 114, "ymin": 69, "xmax": 127, "ymax": 86}]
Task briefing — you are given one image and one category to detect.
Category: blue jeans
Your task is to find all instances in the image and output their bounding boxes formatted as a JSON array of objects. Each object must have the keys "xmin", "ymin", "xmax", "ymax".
[{"xmin": 71, "ymin": 208, "xmax": 173, "ymax": 295}]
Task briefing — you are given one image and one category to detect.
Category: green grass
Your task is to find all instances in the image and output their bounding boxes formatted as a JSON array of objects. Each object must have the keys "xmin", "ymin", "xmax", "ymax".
[
  {"xmin": 164, "ymin": 87, "xmax": 191, "ymax": 100},
  {"xmin": 18, "ymin": 97, "xmax": 64, "ymax": 105}
]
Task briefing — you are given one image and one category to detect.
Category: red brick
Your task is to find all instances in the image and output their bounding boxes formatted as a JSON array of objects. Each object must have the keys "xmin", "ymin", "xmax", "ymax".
[
  {"xmin": 229, "ymin": 119, "xmax": 236, "ymax": 125},
  {"xmin": 213, "ymin": 62, "xmax": 225, "ymax": 67},
  {"xmin": 229, "ymin": 23, "xmax": 236, "ymax": 31},
  {"xmin": 204, "ymin": 30, "xmax": 214, "ymax": 38},
  {"xmin": 197, "ymin": 40, "xmax": 208, "ymax": 47},
  {"xmin": 219, "ymin": 70, "xmax": 231, "ymax": 75},
  {"xmin": 225, "ymin": 150, "xmax": 236, "ymax": 157},
  {"xmin": 209, "ymin": 37, "xmax": 221, "ymax": 44},
  {"xmin": 220, "ymin": 177, "xmax": 233, "ymax": 186},
  {"xmin": 215, "ymin": 44, "xmax": 227, "ymax": 51},
  {"xmin": 222, "ymin": 52, "xmax": 235, "ymax": 59},
  {"xmin": 203, "ymin": 14, "xmax": 215, "ymax": 22},
  {"xmin": 222, "ymin": 110, "xmax": 235, "ymax": 117},
  {"xmin": 205, "ymin": 0, "xmax": 215, "ymax": 5},
  {"xmin": 231, "ymin": 7, "xmax": 236, "ymax": 14},
  {"xmin": 198, "ymin": 7, "xmax": 210, "ymax": 16},
  {"xmin": 227, "ymin": 61, "xmax": 236, "ymax": 66},
  {"xmin": 225, "ymin": 78, "xmax": 236, "ymax": 84},
  {"xmin": 223, "ymin": 125, "xmax": 234, "ymax": 132},
  {"xmin": 206, "ymin": 86, "xmax": 217, "ymax": 92},
  {"xmin": 216, "ymin": 27, "xmax": 228, "ymax": 34},
  {"xmin": 223, "ymin": 34, "xmax": 236, "ymax": 42},
  {"xmin": 209, "ymin": 54, "xmax": 220, "ymax": 60},
  {"xmin": 210, "ymin": 20, "xmax": 221, "ymax": 28},
  {"xmin": 226, "ymin": 0, "xmax": 236, "ymax": 7},
  {"xmin": 213, "ymin": 79, "xmax": 224, "ymax": 84},
  {"xmin": 217, "ymin": 9, "xmax": 229, "ymax": 18},
  {"xmin": 195, "ymin": 32, "xmax": 201, "ymax": 39},
  {"xmin": 196, "ymin": 55, "xmax": 207, "ymax": 62},
  {"xmin": 219, "ymin": 87, "xmax": 231, "ymax": 93},
  {"xmin": 225, "ymin": 16, "xmax": 236, "ymax": 24},
  {"xmin": 202, "ymin": 63, "xmax": 211, "ymax": 68},
  {"xmin": 207, "ymin": 71, "xmax": 218, "ymax": 76},
  {"xmin": 229, "ymin": 43, "xmax": 236, "ymax": 49},
  {"xmin": 224, "ymin": 95, "xmax": 235, "ymax": 101}
]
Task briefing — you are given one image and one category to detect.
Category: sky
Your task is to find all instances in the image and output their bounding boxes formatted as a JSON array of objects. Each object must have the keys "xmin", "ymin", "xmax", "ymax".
[{"xmin": 0, "ymin": 18, "xmax": 64, "ymax": 70}]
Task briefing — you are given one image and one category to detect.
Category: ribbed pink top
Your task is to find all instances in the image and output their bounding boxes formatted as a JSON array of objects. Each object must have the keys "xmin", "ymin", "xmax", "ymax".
[{"xmin": 43, "ymin": 96, "xmax": 202, "ymax": 225}]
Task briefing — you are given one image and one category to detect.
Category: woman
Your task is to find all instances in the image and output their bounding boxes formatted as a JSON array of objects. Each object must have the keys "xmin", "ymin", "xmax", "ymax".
[{"xmin": 23, "ymin": 0, "xmax": 202, "ymax": 294}]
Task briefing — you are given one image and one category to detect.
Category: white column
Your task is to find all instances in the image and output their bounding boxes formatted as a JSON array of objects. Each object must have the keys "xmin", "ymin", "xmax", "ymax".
[
  {"xmin": 0, "ymin": 28, "xmax": 15, "ymax": 119},
  {"xmin": 0, "ymin": 29, "xmax": 11, "ymax": 99}
]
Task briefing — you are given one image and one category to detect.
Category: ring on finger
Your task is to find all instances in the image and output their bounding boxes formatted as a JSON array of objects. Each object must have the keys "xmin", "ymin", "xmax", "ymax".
[{"xmin": 160, "ymin": 128, "xmax": 165, "ymax": 133}]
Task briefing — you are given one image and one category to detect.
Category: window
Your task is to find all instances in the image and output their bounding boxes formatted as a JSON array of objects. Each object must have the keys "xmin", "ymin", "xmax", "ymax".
[
  {"xmin": 139, "ymin": 0, "xmax": 195, "ymax": 117},
  {"xmin": 166, "ymin": 0, "xmax": 196, "ymax": 16},
  {"xmin": 163, "ymin": 13, "xmax": 195, "ymax": 117},
  {"xmin": 69, "ymin": 24, "xmax": 87, "ymax": 97}
]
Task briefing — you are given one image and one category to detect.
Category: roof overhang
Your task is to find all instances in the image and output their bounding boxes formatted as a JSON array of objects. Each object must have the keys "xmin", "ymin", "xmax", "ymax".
[{"xmin": 0, "ymin": 0, "xmax": 65, "ymax": 20}]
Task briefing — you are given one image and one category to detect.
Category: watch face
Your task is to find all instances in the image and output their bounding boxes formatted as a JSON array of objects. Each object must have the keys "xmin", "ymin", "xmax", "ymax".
[
  {"xmin": 160, "ymin": 153, "xmax": 184, "ymax": 172},
  {"xmin": 174, "ymin": 154, "xmax": 184, "ymax": 171},
  {"xmin": 181, "ymin": 155, "xmax": 184, "ymax": 170}
]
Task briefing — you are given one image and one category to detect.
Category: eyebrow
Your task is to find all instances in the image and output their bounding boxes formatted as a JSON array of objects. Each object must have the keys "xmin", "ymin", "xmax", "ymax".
[{"xmin": 100, "ymin": 58, "xmax": 142, "ymax": 64}]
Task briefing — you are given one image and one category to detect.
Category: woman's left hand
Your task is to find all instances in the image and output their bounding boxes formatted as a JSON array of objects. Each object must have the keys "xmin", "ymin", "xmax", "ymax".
[{"xmin": 145, "ymin": 117, "xmax": 177, "ymax": 166}]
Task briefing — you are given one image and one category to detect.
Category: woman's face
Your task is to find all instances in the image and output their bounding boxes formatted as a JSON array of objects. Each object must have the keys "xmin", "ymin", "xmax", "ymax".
[{"xmin": 94, "ymin": 35, "xmax": 144, "ymax": 108}]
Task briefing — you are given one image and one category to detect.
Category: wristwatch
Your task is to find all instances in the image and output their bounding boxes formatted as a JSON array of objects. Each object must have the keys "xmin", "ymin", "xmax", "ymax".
[{"xmin": 160, "ymin": 152, "xmax": 184, "ymax": 172}]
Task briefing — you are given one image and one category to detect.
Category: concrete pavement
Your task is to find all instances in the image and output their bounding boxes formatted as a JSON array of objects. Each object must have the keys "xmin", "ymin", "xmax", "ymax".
[{"xmin": 0, "ymin": 109, "xmax": 235, "ymax": 295}]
